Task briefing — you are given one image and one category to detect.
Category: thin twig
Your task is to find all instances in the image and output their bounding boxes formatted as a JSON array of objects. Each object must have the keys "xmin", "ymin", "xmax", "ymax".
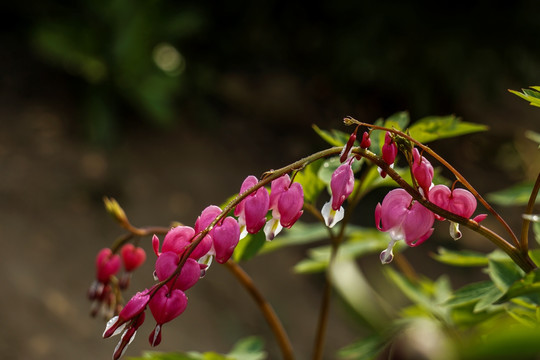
[
  {"xmin": 520, "ymin": 172, "xmax": 540, "ymax": 251},
  {"xmin": 225, "ymin": 260, "xmax": 295, "ymax": 360}
]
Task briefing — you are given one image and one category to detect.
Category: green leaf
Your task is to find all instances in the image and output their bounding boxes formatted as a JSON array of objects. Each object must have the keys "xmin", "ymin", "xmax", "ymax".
[
  {"xmin": 488, "ymin": 258, "xmax": 525, "ymax": 292},
  {"xmin": 494, "ymin": 268, "xmax": 540, "ymax": 305},
  {"xmin": 509, "ymin": 87, "xmax": 540, "ymax": 107},
  {"xmin": 444, "ymin": 281, "xmax": 497, "ymax": 307},
  {"xmin": 338, "ymin": 335, "xmax": 385, "ymax": 360},
  {"xmin": 312, "ymin": 124, "xmax": 350, "ymax": 147},
  {"xmin": 233, "ymin": 231, "xmax": 267, "ymax": 262},
  {"xmin": 293, "ymin": 159, "xmax": 325, "ymax": 203},
  {"xmin": 473, "ymin": 285, "xmax": 504, "ymax": 313},
  {"xmin": 408, "ymin": 115, "xmax": 488, "ymax": 143},
  {"xmin": 534, "ymin": 222, "xmax": 540, "ymax": 246},
  {"xmin": 227, "ymin": 337, "xmax": 266, "ymax": 360},
  {"xmin": 431, "ymin": 247, "xmax": 489, "ymax": 267},
  {"xmin": 486, "ymin": 182, "xmax": 537, "ymax": 206},
  {"xmin": 293, "ymin": 227, "xmax": 389, "ymax": 273}
]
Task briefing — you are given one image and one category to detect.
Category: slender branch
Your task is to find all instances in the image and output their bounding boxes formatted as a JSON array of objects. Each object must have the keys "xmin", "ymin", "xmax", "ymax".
[
  {"xmin": 348, "ymin": 119, "xmax": 522, "ymax": 248},
  {"xmin": 224, "ymin": 260, "xmax": 295, "ymax": 360},
  {"xmin": 521, "ymin": 172, "xmax": 540, "ymax": 251},
  {"xmin": 354, "ymin": 147, "xmax": 536, "ymax": 272}
]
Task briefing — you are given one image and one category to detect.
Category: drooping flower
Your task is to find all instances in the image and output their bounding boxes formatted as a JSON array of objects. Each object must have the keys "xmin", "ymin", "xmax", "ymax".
[
  {"xmin": 111, "ymin": 311, "xmax": 145, "ymax": 360},
  {"xmin": 154, "ymin": 253, "xmax": 201, "ymax": 291},
  {"xmin": 95, "ymin": 248, "xmax": 121, "ymax": 284},
  {"xmin": 412, "ymin": 148, "xmax": 434, "ymax": 196},
  {"xmin": 428, "ymin": 184, "xmax": 484, "ymax": 240},
  {"xmin": 264, "ymin": 175, "xmax": 304, "ymax": 240},
  {"xmin": 375, "ymin": 188, "xmax": 434, "ymax": 264},
  {"xmin": 103, "ymin": 290, "xmax": 150, "ymax": 339},
  {"xmin": 321, "ymin": 161, "xmax": 355, "ymax": 228},
  {"xmin": 148, "ymin": 284, "xmax": 188, "ymax": 347},
  {"xmin": 195, "ymin": 205, "xmax": 241, "ymax": 264},
  {"xmin": 380, "ymin": 132, "xmax": 398, "ymax": 178},
  {"xmin": 360, "ymin": 131, "xmax": 371, "ymax": 149},
  {"xmin": 152, "ymin": 225, "xmax": 212, "ymax": 261},
  {"xmin": 234, "ymin": 175, "xmax": 270, "ymax": 238},
  {"xmin": 119, "ymin": 243, "xmax": 147, "ymax": 289}
]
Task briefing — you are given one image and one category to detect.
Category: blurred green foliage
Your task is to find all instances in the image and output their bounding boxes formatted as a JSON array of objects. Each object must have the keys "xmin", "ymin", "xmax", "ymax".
[{"xmin": 4, "ymin": 1, "xmax": 540, "ymax": 144}]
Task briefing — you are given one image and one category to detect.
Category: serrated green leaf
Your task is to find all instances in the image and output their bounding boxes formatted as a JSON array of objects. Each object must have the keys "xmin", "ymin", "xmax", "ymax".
[
  {"xmin": 431, "ymin": 247, "xmax": 488, "ymax": 267},
  {"xmin": 233, "ymin": 231, "xmax": 267, "ymax": 262},
  {"xmin": 510, "ymin": 87, "xmax": 540, "ymax": 107},
  {"xmin": 473, "ymin": 285, "xmax": 504, "ymax": 313},
  {"xmin": 408, "ymin": 115, "xmax": 488, "ymax": 143},
  {"xmin": 444, "ymin": 281, "xmax": 497, "ymax": 307},
  {"xmin": 486, "ymin": 182, "xmax": 537, "ymax": 206},
  {"xmin": 488, "ymin": 258, "xmax": 525, "ymax": 292},
  {"xmin": 494, "ymin": 268, "xmax": 540, "ymax": 305}
]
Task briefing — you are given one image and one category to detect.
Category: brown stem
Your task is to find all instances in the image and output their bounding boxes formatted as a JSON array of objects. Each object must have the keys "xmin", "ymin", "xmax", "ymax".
[
  {"xmin": 520, "ymin": 172, "xmax": 540, "ymax": 251},
  {"xmin": 348, "ymin": 119, "xmax": 521, "ymax": 249},
  {"xmin": 353, "ymin": 147, "xmax": 536, "ymax": 273},
  {"xmin": 225, "ymin": 260, "xmax": 295, "ymax": 360}
]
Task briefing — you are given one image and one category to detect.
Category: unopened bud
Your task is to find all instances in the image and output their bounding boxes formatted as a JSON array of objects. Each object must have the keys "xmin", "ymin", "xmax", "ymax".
[{"xmin": 103, "ymin": 197, "xmax": 128, "ymax": 225}]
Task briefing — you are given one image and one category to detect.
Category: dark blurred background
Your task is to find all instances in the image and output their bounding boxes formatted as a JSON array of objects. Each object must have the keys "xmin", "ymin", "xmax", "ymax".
[{"xmin": 0, "ymin": 1, "xmax": 539, "ymax": 359}]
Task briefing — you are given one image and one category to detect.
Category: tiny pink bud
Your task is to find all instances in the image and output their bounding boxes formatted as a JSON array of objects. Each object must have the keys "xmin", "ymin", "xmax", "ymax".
[
  {"xmin": 412, "ymin": 148, "xmax": 434, "ymax": 195},
  {"xmin": 360, "ymin": 131, "xmax": 371, "ymax": 149},
  {"xmin": 382, "ymin": 132, "xmax": 398, "ymax": 166}
]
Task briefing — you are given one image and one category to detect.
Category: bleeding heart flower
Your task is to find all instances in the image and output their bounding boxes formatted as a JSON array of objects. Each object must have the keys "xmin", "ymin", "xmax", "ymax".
[
  {"xmin": 152, "ymin": 226, "xmax": 212, "ymax": 261},
  {"xmin": 375, "ymin": 188, "xmax": 434, "ymax": 264},
  {"xmin": 96, "ymin": 248, "xmax": 121, "ymax": 284},
  {"xmin": 154, "ymin": 252, "xmax": 200, "ymax": 291},
  {"xmin": 120, "ymin": 244, "xmax": 146, "ymax": 272},
  {"xmin": 321, "ymin": 161, "xmax": 355, "ymax": 228},
  {"xmin": 234, "ymin": 175, "xmax": 270, "ymax": 238},
  {"xmin": 148, "ymin": 285, "xmax": 188, "ymax": 347},
  {"xmin": 428, "ymin": 184, "xmax": 484, "ymax": 240},
  {"xmin": 412, "ymin": 148, "xmax": 434, "ymax": 196},
  {"xmin": 264, "ymin": 175, "xmax": 304, "ymax": 240}
]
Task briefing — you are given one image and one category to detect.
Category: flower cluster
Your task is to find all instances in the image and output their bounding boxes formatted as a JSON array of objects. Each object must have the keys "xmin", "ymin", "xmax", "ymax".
[
  {"xmin": 373, "ymin": 132, "xmax": 486, "ymax": 263},
  {"xmin": 92, "ymin": 173, "xmax": 305, "ymax": 359}
]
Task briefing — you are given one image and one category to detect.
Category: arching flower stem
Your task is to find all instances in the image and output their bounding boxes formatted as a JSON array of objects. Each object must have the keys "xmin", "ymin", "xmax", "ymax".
[
  {"xmin": 346, "ymin": 118, "xmax": 522, "ymax": 250},
  {"xmin": 352, "ymin": 146, "xmax": 536, "ymax": 273}
]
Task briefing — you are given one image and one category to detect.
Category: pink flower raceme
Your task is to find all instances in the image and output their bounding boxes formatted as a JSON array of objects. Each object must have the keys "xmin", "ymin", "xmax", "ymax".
[
  {"xmin": 148, "ymin": 284, "xmax": 188, "ymax": 347},
  {"xmin": 195, "ymin": 205, "xmax": 241, "ymax": 264},
  {"xmin": 428, "ymin": 184, "xmax": 485, "ymax": 240},
  {"xmin": 375, "ymin": 188, "xmax": 435, "ymax": 264},
  {"xmin": 234, "ymin": 175, "xmax": 270, "ymax": 238},
  {"xmin": 412, "ymin": 148, "xmax": 434, "ymax": 196},
  {"xmin": 264, "ymin": 175, "xmax": 304, "ymax": 240},
  {"xmin": 321, "ymin": 161, "xmax": 355, "ymax": 228}
]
